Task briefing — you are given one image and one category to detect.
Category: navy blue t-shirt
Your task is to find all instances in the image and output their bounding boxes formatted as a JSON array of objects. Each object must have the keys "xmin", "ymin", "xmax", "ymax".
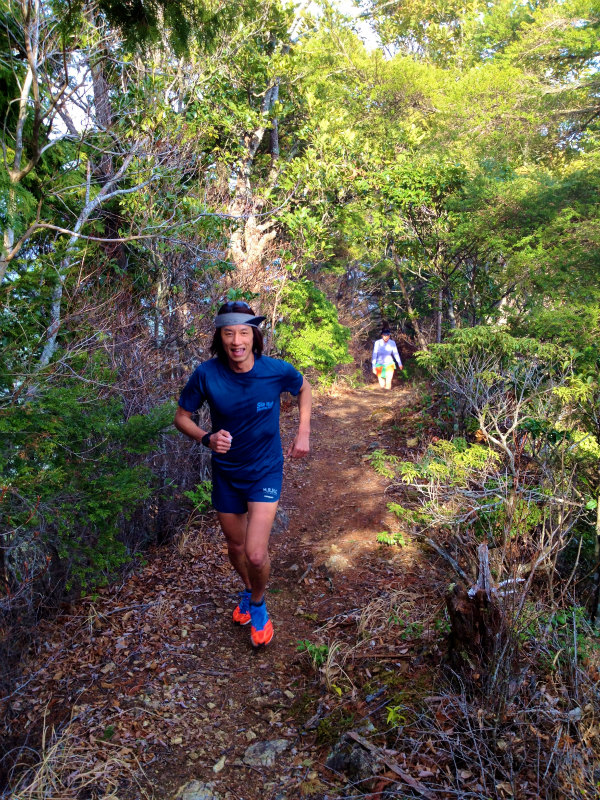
[{"xmin": 178, "ymin": 355, "xmax": 303, "ymax": 478}]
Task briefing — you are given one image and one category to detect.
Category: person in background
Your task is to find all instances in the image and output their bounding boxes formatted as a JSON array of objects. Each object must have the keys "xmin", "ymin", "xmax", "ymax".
[
  {"xmin": 174, "ymin": 301, "xmax": 312, "ymax": 647},
  {"xmin": 372, "ymin": 328, "xmax": 403, "ymax": 390}
]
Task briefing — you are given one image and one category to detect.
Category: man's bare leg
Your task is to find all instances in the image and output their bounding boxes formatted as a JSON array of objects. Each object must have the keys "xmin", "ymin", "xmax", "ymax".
[
  {"xmin": 218, "ymin": 511, "xmax": 252, "ymax": 590},
  {"xmin": 245, "ymin": 501, "xmax": 279, "ymax": 602},
  {"xmin": 218, "ymin": 502, "xmax": 278, "ymax": 600},
  {"xmin": 385, "ymin": 370, "xmax": 394, "ymax": 390}
]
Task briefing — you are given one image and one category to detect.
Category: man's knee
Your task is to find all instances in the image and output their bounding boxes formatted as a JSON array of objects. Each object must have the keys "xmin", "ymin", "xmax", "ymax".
[
  {"xmin": 226, "ymin": 538, "xmax": 245, "ymax": 558},
  {"xmin": 246, "ymin": 548, "xmax": 268, "ymax": 570}
]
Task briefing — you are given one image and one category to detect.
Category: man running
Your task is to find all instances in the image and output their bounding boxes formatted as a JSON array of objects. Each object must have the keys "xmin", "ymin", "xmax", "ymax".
[
  {"xmin": 174, "ymin": 301, "xmax": 312, "ymax": 647},
  {"xmin": 372, "ymin": 328, "xmax": 403, "ymax": 390}
]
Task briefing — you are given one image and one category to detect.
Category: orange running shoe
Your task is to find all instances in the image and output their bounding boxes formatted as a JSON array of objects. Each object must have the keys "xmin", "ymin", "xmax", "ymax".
[
  {"xmin": 232, "ymin": 589, "xmax": 252, "ymax": 625},
  {"xmin": 250, "ymin": 599, "xmax": 274, "ymax": 647}
]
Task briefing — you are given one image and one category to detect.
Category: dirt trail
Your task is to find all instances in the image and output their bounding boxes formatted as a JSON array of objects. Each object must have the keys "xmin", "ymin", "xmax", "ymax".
[
  {"xmin": 278, "ymin": 385, "xmax": 421, "ymax": 601},
  {"xmin": 5, "ymin": 383, "xmax": 444, "ymax": 800}
]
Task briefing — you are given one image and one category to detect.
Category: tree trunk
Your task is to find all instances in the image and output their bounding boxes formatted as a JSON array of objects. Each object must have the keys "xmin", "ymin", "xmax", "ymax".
[
  {"xmin": 90, "ymin": 55, "xmax": 113, "ymax": 178},
  {"xmin": 1, "ymin": 0, "xmax": 40, "ymax": 285},
  {"xmin": 267, "ymin": 82, "xmax": 281, "ymax": 187},
  {"xmin": 436, "ymin": 287, "xmax": 443, "ymax": 343},
  {"xmin": 446, "ymin": 286, "xmax": 457, "ymax": 329},
  {"xmin": 227, "ymin": 83, "xmax": 280, "ymax": 291},
  {"xmin": 225, "ymin": 2, "xmax": 306, "ymax": 290},
  {"xmin": 87, "ymin": 12, "xmax": 127, "ymax": 271},
  {"xmin": 395, "ymin": 265, "xmax": 428, "ymax": 350},
  {"xmin": 35, "ymin": 153, "xmax": 136, "ymax": 372},
  {"xmin": 592, "ymin": 498, "xmax": 600, "ymax": 627}
]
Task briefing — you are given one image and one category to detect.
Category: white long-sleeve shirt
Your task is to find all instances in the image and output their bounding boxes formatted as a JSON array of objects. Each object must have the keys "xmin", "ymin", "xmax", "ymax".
[{"xmin": 372, "ymin": 337, "xmax": 402, "ymax": 368}]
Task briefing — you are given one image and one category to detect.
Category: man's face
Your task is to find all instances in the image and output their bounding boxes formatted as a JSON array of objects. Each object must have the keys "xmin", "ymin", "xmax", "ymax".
[
  {"xmin": 221, "ymin": 325, "xmax": 254, "ymax": 369},
  {"xmin": 382, "ymin": 334, "xmax": 390, "ymax": 342}
]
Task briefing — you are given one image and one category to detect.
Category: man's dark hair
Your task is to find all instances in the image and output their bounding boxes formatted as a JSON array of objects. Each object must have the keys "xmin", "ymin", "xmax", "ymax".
[
  {"xmin": 210, "ymin": 301, "xmax": 264, "ymax": 361},
  {"xmin": 381, "ymin": 328, "xmax": 391, "ymax": 336}
]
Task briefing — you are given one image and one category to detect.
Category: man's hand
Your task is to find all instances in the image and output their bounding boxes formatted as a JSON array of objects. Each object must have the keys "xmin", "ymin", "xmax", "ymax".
[
  {"xmin": 287, "ymin": 430, "xmax": 310, "ymax": 458},
  {"xmin": 210, "ymin": 429, "xmax": 233, "ymax": 454}
]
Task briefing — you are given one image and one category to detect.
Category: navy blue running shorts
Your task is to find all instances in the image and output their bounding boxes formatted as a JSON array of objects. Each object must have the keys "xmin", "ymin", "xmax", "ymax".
[{"xmin": 211, "ymin": 466, "xmax": 283, "ymax": 514}]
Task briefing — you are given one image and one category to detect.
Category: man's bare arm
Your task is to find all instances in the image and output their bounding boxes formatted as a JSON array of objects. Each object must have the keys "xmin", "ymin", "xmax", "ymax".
[
  {"xmin": 174, "ymin": 406, "xmax": 232, "ymax": 454},
  {"xmin": 287, "ymin": 378, "xmax": 311, "ymax": 458}
]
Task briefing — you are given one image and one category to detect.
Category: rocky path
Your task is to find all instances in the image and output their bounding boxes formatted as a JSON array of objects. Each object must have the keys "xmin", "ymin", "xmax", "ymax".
[{"xmin": 6, "ymin": 382, "xmax": 445, "ymax": 800}]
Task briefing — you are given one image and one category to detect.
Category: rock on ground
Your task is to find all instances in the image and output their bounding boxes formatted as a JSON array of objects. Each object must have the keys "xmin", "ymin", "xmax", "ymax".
[
  {"xmin": 174, "ymin": 780, "xmax": 222, "ymax": 800},
  {"xmin": 243, "ymin": 739, "xmax": 290, "ymax": 767},
  {"xmin": 326, "ymin": 733, "xmax": 384, "ymax": 781}
]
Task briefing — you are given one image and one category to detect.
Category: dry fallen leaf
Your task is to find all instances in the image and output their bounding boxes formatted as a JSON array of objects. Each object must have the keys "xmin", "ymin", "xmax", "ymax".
[{"xmin": 213, "ymin": 755, "xmax": 226, "ymax": 773}]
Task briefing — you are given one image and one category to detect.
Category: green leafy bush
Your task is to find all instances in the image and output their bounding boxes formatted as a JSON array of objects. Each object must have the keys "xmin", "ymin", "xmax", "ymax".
[
  {"xmin": 275, "ymin": 279, "xmax": 351, "ymax": 373},
  {"xmin": 512, "ymin": 305, "xmax": 600, "ymax": 351},
  {"xmin": 184, "ymin": 480, "xmax": 212, "ymax": 514},
  {"xmin": 417, "ymin": 325, "xmax": 560, "ymax": 378},
  {"xmin": 1, "ymin": 368, "xmax": 174, "ymax": 593}
]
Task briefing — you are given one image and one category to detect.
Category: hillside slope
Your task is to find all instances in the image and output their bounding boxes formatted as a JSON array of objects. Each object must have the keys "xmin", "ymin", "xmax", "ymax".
[{"xmin": 3, "ymin": 382, "xmax": 451, "ymax": 799}]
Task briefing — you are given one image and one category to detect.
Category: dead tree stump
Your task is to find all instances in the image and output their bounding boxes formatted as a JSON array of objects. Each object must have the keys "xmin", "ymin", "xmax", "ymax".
[{"xmin": 446, "ymin": 543, "xmax": 503, "ymax": 672}]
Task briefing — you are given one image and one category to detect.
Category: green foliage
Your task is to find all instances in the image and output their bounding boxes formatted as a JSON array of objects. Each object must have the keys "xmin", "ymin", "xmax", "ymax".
[
  {"xmin": 523, "ymin": 605, "xmax": 600, "ymax": 668},
  {"xmin": 226, "ymin": 288, "xmax": 257, "ymax": 303},
  {"xmin": 376, "ymin": 438, "xmax": 499, "ymax": 491},
  {"xmin": 184, "ymin": 481, "xmax": 212, "ymax": 514},
  {"xmin": 417, "ymin": 326, "xmax": 560, "ymax": 377},
  {"xmin": 342, "ymin": 370, "xmax": 365, "ymax": 389},
  {"xmin": 315, "ymin": 707, "xmax": 356, "ymax": 746},
  {"xmin": 367, "ymin": 448, "xmax": 400, "ymax": 479},
  {"xmin": 297, "ymin": 639, "xmax": 329, "ymax": 668},
  {"xmin": 376, "ymin": 530, "xmax": 407, "ymax": 547},
  {"xmin": 101, "ymin": 725, "xmax": 116, "ymax": 741},
  {"xmin": 0, "ymin": 166, "xmax": 38, "ymax": 237},
  {"xmin": 434, "ymin": 613, "xmax": 451, "ymax": 635},
  {"xmin": 388, "ymin": 610, "xmax": 423, "ymax": 638},
  {"xmin": 417, "ymin": 327, "xmax": 571, "ymax": 454},
  {"xmin": 404, "ymin": 438, "xmax": 500, "ymax": 487},
  {"xmin": 513, "ymin": 305, "xmax": 600, "ymax": 351},
  {"xmin": 274, "ymin": 280, "xmax": 351, "ymax": 373},
  {"xmin": 0, "ymin": 369, "xmax": 174, "ymax": 591},
  {"xmin": 473, "ymin": 495, "xmax": 544, "ymax": 543},
  {"xmin": 377, "ymin": 158, "xmax": 467, "ymax": 212},
  {"xmin": 387, "ymin": 501, "xmax": 432, "ymax": 529},
  {"xmin": 386, "ymin": 704, "xmax": 408, "ymax": 728}
]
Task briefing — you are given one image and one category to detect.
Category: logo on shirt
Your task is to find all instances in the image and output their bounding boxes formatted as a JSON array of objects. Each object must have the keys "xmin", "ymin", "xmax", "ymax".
[{"xmin": 257, "ymin": 401, "xmax": 274, "ymax": 412}]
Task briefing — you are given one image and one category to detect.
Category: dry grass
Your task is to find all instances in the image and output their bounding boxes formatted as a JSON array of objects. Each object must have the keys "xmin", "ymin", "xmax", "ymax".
[
  {"xmin": 314, "ymin": 587, "xmax": 600, "ymax": 799},
  {"xmin": 5, "ymin": 713, "xmax": 149, "ymax": 800},
  {"xmin": 389, "ymin": 646, "xmax": 600, "ymax": 800},
  {"xmin": 174, "ymin": 525, "xmax": 198, "ymax": 557},
  {"xmin": 321, "ymin": 640, "xmax": 355, "ymax": 691},
  {"xmin": 356, "ymin": 589, "xmax": 436, "ymax": 640}
]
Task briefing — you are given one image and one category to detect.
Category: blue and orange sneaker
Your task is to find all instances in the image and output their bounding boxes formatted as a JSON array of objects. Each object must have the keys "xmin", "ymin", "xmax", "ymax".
[
  {"xmin": 232, "ymin": 589, "xmax": 252, "ymax": 625},
  {"xmin": 250, "ymin": 599, "xmax": 274, "ymax": 647}
]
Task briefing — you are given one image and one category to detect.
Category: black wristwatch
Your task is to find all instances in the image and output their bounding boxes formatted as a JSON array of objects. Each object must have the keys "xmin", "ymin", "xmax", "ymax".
[{"xmin": 201, "ymin": 432, "xmax": 212, "ymax": 448}]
